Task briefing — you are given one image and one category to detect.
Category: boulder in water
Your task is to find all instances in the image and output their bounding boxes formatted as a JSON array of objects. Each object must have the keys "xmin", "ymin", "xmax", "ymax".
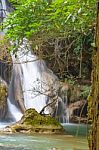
[
  {"xmin": 0, "ymin": 78, "xmax": 8, "ymax": 119},
  {"xmin": 7, "ymin": 109, "xmax": 64, "ymax": 134}
]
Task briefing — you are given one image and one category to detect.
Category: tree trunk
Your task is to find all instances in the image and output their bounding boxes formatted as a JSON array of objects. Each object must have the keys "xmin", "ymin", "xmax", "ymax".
[{"xmin": 90, "ymin": 1, "xmax": 99, "ymax": 149}]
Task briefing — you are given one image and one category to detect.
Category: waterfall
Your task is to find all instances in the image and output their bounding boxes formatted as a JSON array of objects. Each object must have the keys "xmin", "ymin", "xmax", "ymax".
[
  {"xmin": 0, "ymin": 0, "xmax": 70, "ymax": 126},
  {"xmin": 0, "ymin": 0, "xmax": 7, "ymax": 18},
  {"xmin": 53, "ymin": 93, "xmax": 70, "ymax": 123},
  {"xmin": 3, "ymin": 39, "xmax": 60, "ymax": 122},
  {"xmin": 7, "ymin": 39, "xmax": 51, "ymax": 122}
]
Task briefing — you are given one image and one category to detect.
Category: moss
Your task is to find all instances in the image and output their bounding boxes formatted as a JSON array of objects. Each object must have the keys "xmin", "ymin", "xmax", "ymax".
[
  {"xmin": 21, "ymin": 109, "xmax": 60, "ymax": 127},
  {"xmin": 0, "ymin": 84, "xmax": 7, "ymax": 105},
  {"xmin": 8, "ymin": 108, "xmax": 64, "ymax": 134},
  {"xmin": 87, "ymin": 94, "xmax": 93, "ymax": 123},
  {"xmin": 0, "ymin": 35, "xmax": 11, "ymax": 63},
  {"xmin": 0, "ymin": 82, "xmax": 8, "ymax": 119}
]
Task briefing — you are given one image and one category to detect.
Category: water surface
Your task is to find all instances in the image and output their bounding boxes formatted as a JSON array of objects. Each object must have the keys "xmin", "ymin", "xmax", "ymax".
[
  {"xmin": 0, "ymin": 133, "xmax": 88, "ymax": 150},
  {"xmin": 62, "ymin": 123, "xmax": 90, "ymax": 136},
  {"xmin": 0, "ymin": 123, "xmax": 89, "ymax": 150}
]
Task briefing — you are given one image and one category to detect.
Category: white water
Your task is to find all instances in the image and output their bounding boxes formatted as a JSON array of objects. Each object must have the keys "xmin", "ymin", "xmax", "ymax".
[
  {"xmin": 0, "ymin": 0, "xmax": 7, "ymax": 16},
  {"xmin": 5, "ymin": 40, "xmax": 69, "ymax": 123},
  {"xmin": 6, "ymin": 39, "xmax": 60, "ymax": 122},
  {"xmin": 13, "ymin": 40, "xmax": 49, "ymax": 112},
  {"xmin": 7, "ymin": 98, "xmax": 23, "ymax": 122}
]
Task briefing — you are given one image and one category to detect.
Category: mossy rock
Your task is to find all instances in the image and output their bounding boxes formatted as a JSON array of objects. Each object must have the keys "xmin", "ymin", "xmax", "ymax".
[
  {"xmin": 21, "ymin": 109, "xmax": 60, "ymax": 126},
  {"xmin": 0, "ymin": 84, "xmax": 7, "ymax": 104},
  {"xmin": 0, "ymin": 79, "xmax": 8, "ymax": 119},
  {"xmin": 9, "ymin": 109, "xmax": 64, "ymax": 134}
]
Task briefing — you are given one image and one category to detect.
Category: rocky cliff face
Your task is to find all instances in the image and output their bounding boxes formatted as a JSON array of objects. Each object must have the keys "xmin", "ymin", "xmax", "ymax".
[
  {"xmin": 0, "ymin": 35, "xmax": 12, "ymax": 120},
  {"xmin": 0, "ymin": 35, "xmax": 12, "ymax": 84},
  {"xmin": 0, "ymin": 77, "xmax": 8, "ymax": 119}
]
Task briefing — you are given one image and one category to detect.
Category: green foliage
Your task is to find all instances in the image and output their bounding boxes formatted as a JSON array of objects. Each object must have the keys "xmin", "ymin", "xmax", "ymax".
[
  {"xmin": 3, "ymin": 0, "xmax": 96, "ymax": 79},
  {"xmin": 21, "ymin": 108, "xmax": 61, "ymax": 126},
  {"xmin": 0, "ymin": 35, "xmax": 11, "ymax": 62},
  {"xmin": 9, "ymin": 0, "xmax": 24, "ymax": 7},
  {"xmin": 80, "ymin": 85, "xmax": 91, "ymax": 99},
  {"xmin": 5, "ymin": 0, "xmax": 96, "ymax": 43}
]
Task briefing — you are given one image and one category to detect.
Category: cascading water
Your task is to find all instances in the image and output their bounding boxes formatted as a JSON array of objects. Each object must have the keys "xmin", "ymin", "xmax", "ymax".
[
  {"xmin": 0, "ymin": 0, "xmax": 7, "ymax": 18},
  {"xmin": 0, "ymin": 0, "xmax": 70, "ymax": 126},
  {"xmin": 7, "ymin": 39, "xmax": 52, "ymax": 122}
]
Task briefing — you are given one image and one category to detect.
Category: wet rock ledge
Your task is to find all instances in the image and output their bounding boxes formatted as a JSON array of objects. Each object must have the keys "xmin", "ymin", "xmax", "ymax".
[
  {"xmin": 0, "ymin": 78, "xmax": 8, "ymax": 119},
  {"xmin": 4, "ymin": 109, "xmax": 64, "ymax": 134}
]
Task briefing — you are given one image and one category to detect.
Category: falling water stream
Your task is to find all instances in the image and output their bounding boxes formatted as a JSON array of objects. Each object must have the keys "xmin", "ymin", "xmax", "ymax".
[{"xmin": 7, "ymin": 40, "xmax": 50, "ymax": 122}]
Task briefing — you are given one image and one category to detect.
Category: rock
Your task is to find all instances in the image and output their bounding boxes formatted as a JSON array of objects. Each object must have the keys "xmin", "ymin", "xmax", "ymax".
[
  {"xmin": 68, "ymin": 100, "xmax": 88, "ymax": 124},
  {"xmin": 69, "ymin": 100, "xmax": 87, "ymax": 115},
  {"xmin": 0, "ymin": 35, "xmax": 12, "ymax": 84},
  {"xmin": 9, "ymin": 108, "xmax": 64, "ymax": 134},
  {"xmin": 0, "ymin": 77, "xmax": 8, "ymax": 119},
  {"xmin": 70, "ymin": 116, "xmax": 87, "ymax": 124}
]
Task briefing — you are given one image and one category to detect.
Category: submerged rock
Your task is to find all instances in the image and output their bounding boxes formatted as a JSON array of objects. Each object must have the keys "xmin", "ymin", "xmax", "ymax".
[{"xmin": 6, "ymin": 109, "xmax": 64, "ymax": 134}]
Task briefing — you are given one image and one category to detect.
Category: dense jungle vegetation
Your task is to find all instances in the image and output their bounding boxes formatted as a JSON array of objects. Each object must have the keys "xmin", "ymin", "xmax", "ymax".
[{"xmin": 4, "ymin": 0, "xmax": 96, "ymax": 82}]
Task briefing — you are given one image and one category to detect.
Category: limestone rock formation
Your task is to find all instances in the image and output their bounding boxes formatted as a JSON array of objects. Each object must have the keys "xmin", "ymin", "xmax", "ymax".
[
  {"xmin": 0, "ymin": 35, "xmax": 12, "ymax": 84},
  {"xmin": 6, "ymin": 109, "xmax": 64, "ymax": 134},
  {"xmin": 0, "ymin": 77, "xmax": 8, "ymax": 119},
  {"xmin": 69, "ymin": 100, "xmax": 88, "ymax": 123}
]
